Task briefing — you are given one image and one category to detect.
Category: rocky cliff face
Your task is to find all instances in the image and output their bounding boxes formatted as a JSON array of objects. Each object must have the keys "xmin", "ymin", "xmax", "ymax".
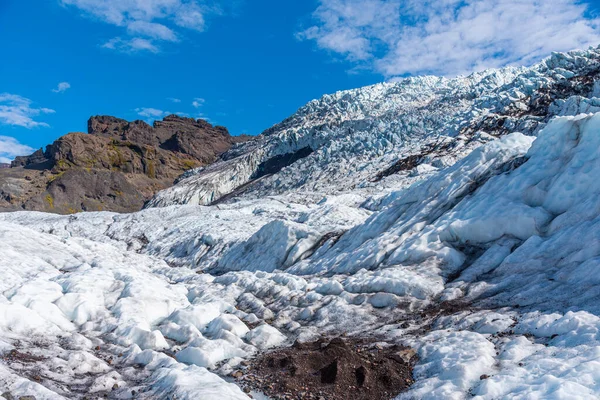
[{"xmin": 0, "ymin": 115, "xmax": 250, "ymax": 214}]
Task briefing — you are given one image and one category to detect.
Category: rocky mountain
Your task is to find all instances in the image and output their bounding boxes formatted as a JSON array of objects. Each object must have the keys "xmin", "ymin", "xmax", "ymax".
[
  {"xmin": 0, "ymin": 115, "xmax": 250, "ymax": 214},
  {"xmin": 2, "ymin": 47, "xmax": 600, "ymax": 399}
]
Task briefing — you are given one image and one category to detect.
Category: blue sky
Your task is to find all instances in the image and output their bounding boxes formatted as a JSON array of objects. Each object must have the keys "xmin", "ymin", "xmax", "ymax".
[{"xmin": 1, "ymin": 0, "xmax": 600, "ymax": 162}]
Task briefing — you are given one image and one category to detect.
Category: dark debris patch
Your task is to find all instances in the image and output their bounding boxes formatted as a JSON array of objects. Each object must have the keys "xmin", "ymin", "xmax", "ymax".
[
  {"xmin": 372, "ymin": 141, "xmax": 454, "ymax": 182},
  {"xmin": 252, "ymin": 147, "xmax": 314, "ymax": 180},
  {"xmin": 1, "ymin": 350, "xmax": 46, "ymax": 364},
  {"xmin": 236, "ymin": 337, "xmax": 417, "ymax": 400}
]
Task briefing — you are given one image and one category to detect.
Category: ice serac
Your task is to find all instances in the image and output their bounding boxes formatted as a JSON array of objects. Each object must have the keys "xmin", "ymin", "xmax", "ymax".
[
  {"xmin": 4, "ymin": 47, "xmax": 600, "ymax": 399},
  {"xmin": 147, "ymin": 47, "xmax": 600, "ymax": 208}
]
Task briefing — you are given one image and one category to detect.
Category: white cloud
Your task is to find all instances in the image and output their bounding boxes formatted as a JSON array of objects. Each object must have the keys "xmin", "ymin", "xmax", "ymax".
[
  {"xmin": 167, "ymin": 97, "xmax": 182, "ymax": 103},
  {"xmin": 103, "ymin": 37, "xmax": 160, "ymax": 53},
  {"xmin": 0, "ymin": 136, "xmax": 35, "ymax": 163},
  {"xmin": 127, "ymin": 21, "xmax": 178, "ymax": 41},
  {"xmin": 300, "ymin": 0, "xmax": 600, "ymax": 77},
  {"xmin": 0, "ymin": 94, "xmax": 55, "ymax": 129},
  {"xmin": 192, "ymin": 98, "xmax": 205, "ymax": 108},
  {"xmin": 135, "ymin": 107, "xmax": 170, "ymax": 119},
  {"xmin": 173, "ymin": 2, "xmax": 206, "ymax": 31},
  {"xmin": 60, "ymin": 0, "xmax": 227, "ymax": 53},
  {"xmin": 52, "ymin": 82, "xmax": 71, "ymax": 93},
  {"xmin": 195, "ymin": 112, "xmax": 212, "ymax": 122}
]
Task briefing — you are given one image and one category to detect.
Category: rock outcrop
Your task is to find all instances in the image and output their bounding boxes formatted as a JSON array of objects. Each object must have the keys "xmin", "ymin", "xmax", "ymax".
[{"xmin": 0, "ymin": 115, "xmax": 251, "ymax": 214}]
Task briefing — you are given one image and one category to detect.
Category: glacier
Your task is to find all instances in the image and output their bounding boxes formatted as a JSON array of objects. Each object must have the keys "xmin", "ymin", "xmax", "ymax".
[{"xmin": 2, "ymin": 46, "xmax": 600, "ymax": 399}]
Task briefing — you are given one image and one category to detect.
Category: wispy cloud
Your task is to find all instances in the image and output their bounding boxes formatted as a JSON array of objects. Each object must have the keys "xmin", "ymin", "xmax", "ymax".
[
  {"xmin": 0, "ymin": 136, "xmax": 34, "ymax": 163},
  {"xmin": 52, "ymin": 82, "xmax": 71, "ymax": 93},
  {"xmin": 60, "ymin": 0, "xmax": 232, "ymax": 53},
  {"xmin": 195, "ymin": 112, "xmax": 212, "ymax": 122},
  {"xmin": 167, "ymin": 97, "xmax": 182, "ymax": 103},
  {"xmin": 135, "ymin": 107, "xmax": 170, "ymax": 120},
  {"xmin": 192, "ymin": 98, "xmax": 205, "ymax": 108},
  {"xmin": 102, "ymin": 37, "xmax": 160, "ymax": 53},
  {"xmin": 0, "ymin": 93, "xmax": 55, "ymax": 128},
  {"xmin": 127, "ymin": 20, "xmax": 179, "ymax": 42},
  {"xmin": 299, "ymin": 0, "xmax": 600, "ymax": 77}
]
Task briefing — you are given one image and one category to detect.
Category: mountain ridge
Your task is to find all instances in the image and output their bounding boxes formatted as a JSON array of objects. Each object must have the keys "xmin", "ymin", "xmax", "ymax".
[{"xmin": 0, "ymin": 114, "xmax": 251, "ymax": 214}]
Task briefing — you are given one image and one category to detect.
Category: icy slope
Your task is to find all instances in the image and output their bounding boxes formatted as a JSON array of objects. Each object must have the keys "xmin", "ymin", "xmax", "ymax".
[
  {"xmin": 148, "ymin": 47, "xmax": 600, "ymax": 208},
  {"xmin": 392, "ymin": 112, "xmax": 600, "ymax": 399},
  {"xmin": 0, "ymin": 221, "xmax": 252, "ymax": 399}
]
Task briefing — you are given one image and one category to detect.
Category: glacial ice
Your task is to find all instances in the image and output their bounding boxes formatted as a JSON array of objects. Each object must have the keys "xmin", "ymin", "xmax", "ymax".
[{"xmin": 2, "ymin": 47, "xmax": 600, "ymax": 398}]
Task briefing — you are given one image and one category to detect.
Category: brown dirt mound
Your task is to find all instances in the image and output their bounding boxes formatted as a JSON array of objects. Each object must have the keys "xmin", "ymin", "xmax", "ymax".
[{"xmin": 237, "ymin": 337, "xmax": 417, "ymax": 400}]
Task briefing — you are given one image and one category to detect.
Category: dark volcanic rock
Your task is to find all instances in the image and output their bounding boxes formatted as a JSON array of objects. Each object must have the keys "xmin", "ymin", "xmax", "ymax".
[
  {"xmin": 23, "ymin": 168, "xmax": 145, "ymax": 213},
  {"xmin": 156, "ymin": 115, "xmax": 245, "ymax": 163},
  {"xmin": 11, "ymin": 149, "xmax": 48, "ymax": 168},
  {"xmin": 0, "ymin": 115, "xmax": 252, "ymax": 214},
  {"xmin": 88, "ymin": 114, "xmax": 250, "ymax": 154},
  {"xmin": 88, "ymin": 115, "xmax": 168, "ymax": 146}
]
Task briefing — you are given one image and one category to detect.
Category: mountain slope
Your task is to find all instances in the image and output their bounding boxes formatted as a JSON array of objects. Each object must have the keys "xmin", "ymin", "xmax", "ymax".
[
  {"xmin": 1, "ymin": 47, "xmax": 600, "ymax": 399},
  {"xmin": 0, "ymin": 115, "xmax": 250, "ymax": 214},
  {"xmin": 148, "ymin": 47, "xmax": 600, "ymax": 208}
]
